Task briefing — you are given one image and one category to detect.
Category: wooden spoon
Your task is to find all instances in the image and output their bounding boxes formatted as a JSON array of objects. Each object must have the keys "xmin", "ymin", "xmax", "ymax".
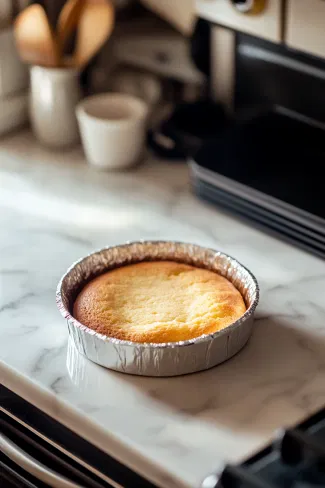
[
  {"xmin": 0, "ymin": 0, "xmax": 13, "ymax": 27},
  {"xmin": 57, "ymin": 0, "xmax": 85, "ymax": 56},
  {"xmin": 14, "ymin": 4, "xmax": 60, "ymax": 67},
  {"xmin": 73, "ymin": 0, "xmax": 114, "ymax": 69}
]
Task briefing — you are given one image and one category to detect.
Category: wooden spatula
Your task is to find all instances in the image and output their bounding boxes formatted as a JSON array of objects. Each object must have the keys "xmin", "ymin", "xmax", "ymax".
[
  {"xmin": 73, "ymin": 0, "xmax": 114, "ymax": 69},
  {"xmin": 57, "ymin": 0, "xmax": 85, "ymax": 56},
  {"xmin": 14, "ymin": 4, "xmax": 60, "ymax": 67}
]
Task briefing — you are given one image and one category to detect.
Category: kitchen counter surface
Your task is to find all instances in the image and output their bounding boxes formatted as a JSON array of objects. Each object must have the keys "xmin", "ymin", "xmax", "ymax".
[{"xmin": 1, "ymin": 130, "xmax": 325, "ymax": 488}]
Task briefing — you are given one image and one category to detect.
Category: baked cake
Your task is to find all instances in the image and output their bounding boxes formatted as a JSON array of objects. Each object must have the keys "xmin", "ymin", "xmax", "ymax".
[{"xmin": 73, "ymin": 261, "xmax": 246, "ymax": 343}]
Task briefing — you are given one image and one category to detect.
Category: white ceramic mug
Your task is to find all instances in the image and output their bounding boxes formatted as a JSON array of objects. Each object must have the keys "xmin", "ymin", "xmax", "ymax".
[
  {"xmin": 29, "ymin": 66, "xmax": 82, "ymax": 149},
  {"xmin": 76, "ymin": 93, "xmax": 148, "ymax": 170}
]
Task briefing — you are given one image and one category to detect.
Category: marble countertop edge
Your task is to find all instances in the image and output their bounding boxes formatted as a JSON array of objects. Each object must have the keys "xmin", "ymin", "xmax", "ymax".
[{"xmin": 1, "ymin": 361, "xmax": 188, "ymax": 488}]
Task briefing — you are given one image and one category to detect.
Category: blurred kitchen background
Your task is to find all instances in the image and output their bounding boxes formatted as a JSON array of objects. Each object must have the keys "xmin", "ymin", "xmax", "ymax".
[
  {"xmin": 36, "ymin": 0, "xmax": 204, "ymax": 106},
  {"xmin": 1, "ymin": 0, "xmax": 206, "ymax": 141},
  {"xmin": 0, "ymin": 0, "xmax": 324, "ymax": 256}
]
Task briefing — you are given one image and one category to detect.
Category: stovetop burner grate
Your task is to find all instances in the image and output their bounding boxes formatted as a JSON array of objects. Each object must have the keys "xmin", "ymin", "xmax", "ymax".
[{"xmin": 202, "ymin": 407, "xmax": 325, "ymax": 488}]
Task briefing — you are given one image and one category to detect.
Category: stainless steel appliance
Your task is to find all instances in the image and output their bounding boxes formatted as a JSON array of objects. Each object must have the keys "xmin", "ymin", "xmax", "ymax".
[{"xmin": 190, "ymin": 0, "xmax": 325, "ymax": 258}]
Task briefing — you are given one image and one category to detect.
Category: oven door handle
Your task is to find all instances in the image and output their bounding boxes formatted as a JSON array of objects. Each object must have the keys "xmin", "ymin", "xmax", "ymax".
[{"xmin": 0, "ymin": 433, "xmax": 87, "ymax": 488}]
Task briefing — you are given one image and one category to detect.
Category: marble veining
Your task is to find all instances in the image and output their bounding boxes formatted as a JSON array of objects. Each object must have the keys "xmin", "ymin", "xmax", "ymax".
[{"xmin": 1, "ymin": 131, "xmax": 325, "ymax": 488}]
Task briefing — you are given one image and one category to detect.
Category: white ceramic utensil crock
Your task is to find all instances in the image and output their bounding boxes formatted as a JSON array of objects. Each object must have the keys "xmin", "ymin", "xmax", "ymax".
[{"xmin": 29, "ymin": 65, "xmax": 81, "ymax": 149}]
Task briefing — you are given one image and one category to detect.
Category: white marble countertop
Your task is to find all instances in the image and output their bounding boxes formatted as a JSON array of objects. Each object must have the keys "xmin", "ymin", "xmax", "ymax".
[{"xmin": 1, "ymin": 130, "xmax": 325, "ymax": 488}]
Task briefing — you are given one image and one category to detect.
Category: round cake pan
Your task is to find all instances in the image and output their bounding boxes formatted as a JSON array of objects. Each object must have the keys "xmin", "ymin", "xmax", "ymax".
[{"xmin": 56, "ymin": 241, "xmax": 259, "ymax": 377}]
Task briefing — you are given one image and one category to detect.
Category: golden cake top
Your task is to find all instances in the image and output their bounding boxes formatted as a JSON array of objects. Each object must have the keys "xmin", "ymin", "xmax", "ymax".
[{"xmin": 73, "ymin": 261, "xmax": 246, "ymax": 343}]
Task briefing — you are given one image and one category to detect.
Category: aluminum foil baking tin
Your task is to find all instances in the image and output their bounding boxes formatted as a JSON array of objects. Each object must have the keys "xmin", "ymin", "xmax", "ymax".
[{"xmin": 56, "ymin": 241, "xmax": 259, "ymax": 377}]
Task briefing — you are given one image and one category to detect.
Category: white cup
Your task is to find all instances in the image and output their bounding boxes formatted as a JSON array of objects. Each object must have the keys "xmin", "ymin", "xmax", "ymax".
[{"xmin": 76, "ymin": 93, "xmax": 148, "ymax": 170}]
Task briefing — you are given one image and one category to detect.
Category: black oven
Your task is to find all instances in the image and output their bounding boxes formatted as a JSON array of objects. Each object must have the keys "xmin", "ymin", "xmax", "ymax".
[
  {"xmin": 3, "ymin": 384, "xmax": 325, "ymax": 488},
  {"xmin": 190, "ymin": 23, "xmax": 325, "ymax": 258},
  {"xmin": 0, "ymin": 385, "xmax": 156, "ymax": 488}
]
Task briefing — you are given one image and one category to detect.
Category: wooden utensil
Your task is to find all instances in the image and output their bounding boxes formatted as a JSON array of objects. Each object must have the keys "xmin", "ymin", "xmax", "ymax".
[
  {"xmin": 14, "ymin": 4, "xmax": 60, "ymax": 67},
  {"xmin": 0, "ymin": 0, "xmax": 13, "ymax": 27},
  {"xmin": 73, "ymin": 0, "xmax": 114, "ymax": 69},
  {"xmin": 57, "ymin": 0, "xmax": 85, "ymax": 55}
]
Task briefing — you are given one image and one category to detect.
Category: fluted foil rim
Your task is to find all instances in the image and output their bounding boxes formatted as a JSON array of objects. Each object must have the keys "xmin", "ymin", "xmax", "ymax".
[{"xmin": 56, "ymin": 241, "xmax": 259, "ymax": 349}]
